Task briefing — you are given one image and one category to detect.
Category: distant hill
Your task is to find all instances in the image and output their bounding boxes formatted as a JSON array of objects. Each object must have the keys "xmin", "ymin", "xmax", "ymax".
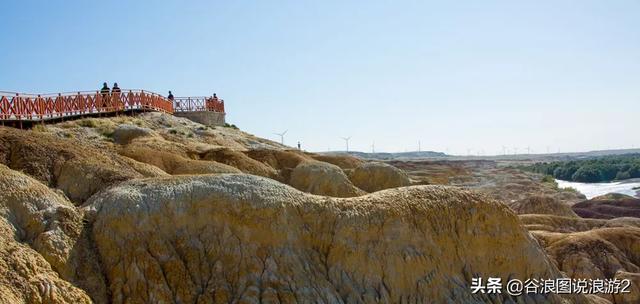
[
  {"xmin": 319, "ymin": 148, "xmax": 640, "ymax": 162},
  {"xmin": 321, "ymin": 150, "xmax": 447, "ymax": 160},
  {"xmin": 577, "ymin": 148, "xmax": 640, "ymax": 157}
]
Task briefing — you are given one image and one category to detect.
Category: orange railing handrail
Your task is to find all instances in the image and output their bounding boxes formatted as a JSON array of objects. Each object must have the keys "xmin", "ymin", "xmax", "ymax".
[
  {"xmin": 173, "ymin": 95, "xmax": 225, "ymax": 113},
  {"xmin": 0, "ymin": 89, "xmax": 168, "ymax": 99},
  {"xmin": 0, "ymin": 89, "xmax": 225, "ymax": 121}
]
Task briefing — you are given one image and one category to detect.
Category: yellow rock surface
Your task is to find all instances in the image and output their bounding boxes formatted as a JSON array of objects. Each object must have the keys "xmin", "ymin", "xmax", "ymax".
[
  {"xmin": 289, "ymin": 161, "xmax": 366, "ymax": 197},
  {"xmin": 348, "ymin": 162, "xmax": 412, "ymax": 193},
  {"xmin": 119, "ymin": 143, "xmax": 241, "ymax": 175},
  {"xmin": 0, "ymin": 127, "xmax": 142, "ymax": 204},
  {"xmin": 201, "ymin": 147, "xmax": 279, "ymax": 179},
  {"xmin": 0, "ymin": 165, "xmax": 93, "ymax": 303},
  {"xmin": 509, "ymin": 195, "xmax": 579, "ymax": 217},
  {"xmin": 85, "ymin": 174, "xmax": 587, "ymax": 303},
  {"xmin": 522, "ymin": 214, "xmax": 640, "ymax": 303}
]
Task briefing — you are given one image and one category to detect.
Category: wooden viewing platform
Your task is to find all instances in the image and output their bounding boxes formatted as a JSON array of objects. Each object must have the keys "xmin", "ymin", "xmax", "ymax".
[{"xmin": 0, "ymin": 89, "xmax": 225, "ymax": 128}]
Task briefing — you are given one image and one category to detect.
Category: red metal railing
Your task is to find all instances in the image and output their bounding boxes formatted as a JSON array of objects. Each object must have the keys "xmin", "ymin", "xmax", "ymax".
[
  {"xmin": 0, "ymin": 89, "xmax": 224, "ymax": 122},
  {"xmin": 173, "ymin": 95, "xmax": 225, "ymax": 113}
]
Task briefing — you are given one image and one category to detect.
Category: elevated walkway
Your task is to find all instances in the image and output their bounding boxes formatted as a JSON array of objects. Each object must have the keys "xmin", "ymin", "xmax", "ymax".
[{"xmin": 0, "ymin": 89, "xmax": 225, "ymax": 128}]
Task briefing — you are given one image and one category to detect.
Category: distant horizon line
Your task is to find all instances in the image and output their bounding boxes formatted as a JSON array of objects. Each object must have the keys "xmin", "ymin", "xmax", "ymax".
[{"xmin": 309, "ymin": 147, "xmax": 640, "ymax": 157}]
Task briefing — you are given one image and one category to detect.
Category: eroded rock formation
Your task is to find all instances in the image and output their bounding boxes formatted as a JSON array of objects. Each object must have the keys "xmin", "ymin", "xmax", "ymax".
[
  {"xmin": 572, "ymin": 194, "xmax": 640, "ymax": 219},
  {"xmin": 119, "ymin": 144, "xmax": 241, "ymax": 175},
  {"xmin": 0, "ymin": 113, "xmax": 631, "ymax": 303},
  {"xmin": 111, "ymin": 124, "xmax": 156, "ymax": 145},
  {"xmin": 201, "ymin": 148, "xmax": 279, "ymax": 180},
  {"xmin": 509, "ymin": 195, "xmax": 579, "ymax": 218},
  {"xmin": 348, "ymin": 162, "xmax": 412, "ymax": 193},
  {"xmin": 0, "ymin": 128, "xmax": 142, "ymax": 204},
  {"xmin": 289, "ymin": 161, "xmax": 366, "ymax": 197},
  {"xmin": 310, "ymin": 154, "xmax": 364, "ymax": 170},
  {"xmin": 0, "ymin": 165, "xmax": 93, "ymax": 303},
  {"xmin": 521, "ymin": 214, "xmax": 640, "ymax": 303},
  {"xmin": 84, "ymin": 174, "xmax": 586, "ymax": 303}
]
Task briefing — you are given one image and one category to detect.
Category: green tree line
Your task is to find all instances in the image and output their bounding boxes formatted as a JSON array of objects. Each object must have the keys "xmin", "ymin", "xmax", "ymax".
[{"xmin": 525, "ymin": 154, "xmax": 640, "ymax": 183}]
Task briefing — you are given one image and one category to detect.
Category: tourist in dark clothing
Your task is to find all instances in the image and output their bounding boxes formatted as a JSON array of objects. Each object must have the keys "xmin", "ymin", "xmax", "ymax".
[
  {"xmin": 111, "ymin": 83, "xmax": 121, "ymax": 95},
  {"xmin": 100, "ymin": 82, "xmax": 110, "ymax": 96},
  {"xmin": 111, "ymin": 83, "xmax": 122, "ymax": 109},
  {"xmin": 168, "ymin": 91, "xmax": 174, "ymax": 101},
  {"xmin": 100, "ymin": 82, "xmax": 110, "ymax": 109}
]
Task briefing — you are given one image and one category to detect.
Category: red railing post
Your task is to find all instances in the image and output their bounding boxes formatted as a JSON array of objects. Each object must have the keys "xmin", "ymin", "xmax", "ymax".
[
  {"xmin": 76, "ymin": 92, "xmax": 82, "ymax": 115},
  {"xmin": 56, "ymin": 93, "xmax": 62, "ymax": 117},
  {"xmin": 36, "ymin": 94, "xmax": 43, "ymax": 120},
  {"xmin": 14, "ymin": 93, "xmax": 21, "ymax": 123}
]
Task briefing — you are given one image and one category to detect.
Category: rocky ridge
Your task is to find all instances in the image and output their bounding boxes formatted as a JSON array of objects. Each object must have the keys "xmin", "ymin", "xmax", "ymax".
[{"xmin": 0, "ymin": 113, "xmax": 632, "ymax": 303}]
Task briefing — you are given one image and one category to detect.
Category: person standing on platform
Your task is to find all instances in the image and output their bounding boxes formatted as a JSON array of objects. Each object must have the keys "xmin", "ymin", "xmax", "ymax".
[
  {"xmin": 168, "ymin": 90, "xmax": 177, "ymax": 109},
  {"xmin": 99, "ymin": 82, "xmax": 110, "ymax": 110},
  {"xmin": 111, "ymin": 83, "xmax": 121, "ymax": 110}
]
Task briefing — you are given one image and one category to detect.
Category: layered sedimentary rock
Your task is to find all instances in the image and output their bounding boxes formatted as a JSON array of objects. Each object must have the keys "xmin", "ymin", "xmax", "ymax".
[
  {"xmin": 111, "ymin": 124, "xmax": 156, "ymax": 145},
  {"xmin": 2, "ymin": 113, "xmax": 633, "ymax": 304},
  {"xmin": 521, "ymin": 214, "xmax": 640, "ymax": 303},
  {"xmin": 119, "ymin": 144, "xmax": 241, "ymax": 175},
  {"xmin": 509, "ymin": 195, "xmax": 579, "ymax": 217},
  {"xmin": 572, "ymin": 194, "xmax": 640, "ymax": 219},
  {"xmin": 519, "ymin": 214, "xmax": 640, "ymax": 233},
  {"xmin": 201, "ymin": 148, "xmax": 279, "ymax": 179},
  {"xmin": 289, "ymin": 161, "xmax": 366, "ymax": 197},
  {"xmin": 85, "ymin": 174, "xmax": 587, "ymax": 303},
  {"xmin": 614, "ymin": 271, "xmax": 640, "ymax": 304},
  {"xmin": 244, "ymin": 149, "xmax": 312, "ymax": 181},
  {"xmin": 348, "ymin": 162, "xmax": 412, "ymax": 193},
  {"xmin": 310, "ymin": 154, "xmax": 364, "ymax": 170},
  {"xmin": 119, "ymin": 156, "xmax": 171, "ymax": 178},
  {"xmin": 0, "ymin": 127, "xmax": 143, "ymax": 204},
  {"xmin": 0, "ymin": 165, "xmax": 93, "ymax": 303},
  {"xmin": 532, "ymin": 228, "xmax": 640, "ymax": 279}
]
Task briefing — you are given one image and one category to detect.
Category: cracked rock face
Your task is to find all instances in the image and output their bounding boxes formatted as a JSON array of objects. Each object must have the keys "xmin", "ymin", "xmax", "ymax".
[
  {"xmin": 0, "ymin": 128, "xmax": 143, "ymax": 205},
  {"xmin": 520, "ymin": 214, "xmax": 640, "ymax": 303},
  {"xmin": 0, "ymin": 164, "xmax": 92, "ymax": 303},
  {"xmin": 85, "ymin": 174, "xmax": 587, "ymax": 303}
]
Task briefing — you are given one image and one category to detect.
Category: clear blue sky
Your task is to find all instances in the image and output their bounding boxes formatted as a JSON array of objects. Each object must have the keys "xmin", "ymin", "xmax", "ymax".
[{"xmin": 1, "ymin": 1, "xmax": 638, "ymax": 154}]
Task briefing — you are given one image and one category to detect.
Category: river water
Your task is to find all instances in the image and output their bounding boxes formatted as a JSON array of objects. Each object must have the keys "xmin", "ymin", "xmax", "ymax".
[{"xmin": 556, "ymin": 178, "xmax": 640, "ymax": 199}]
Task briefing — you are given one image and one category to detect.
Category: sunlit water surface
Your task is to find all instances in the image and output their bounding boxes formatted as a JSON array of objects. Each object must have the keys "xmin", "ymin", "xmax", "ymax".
[{"xmin": 556, "ymin": 178, "xmax": 640, "ymax": 199}]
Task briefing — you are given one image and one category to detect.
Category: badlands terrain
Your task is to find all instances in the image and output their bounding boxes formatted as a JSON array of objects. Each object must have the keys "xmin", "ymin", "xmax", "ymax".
[{"xmin": 0, "ymin": 113, "xmax": 638, "ymax": 303}]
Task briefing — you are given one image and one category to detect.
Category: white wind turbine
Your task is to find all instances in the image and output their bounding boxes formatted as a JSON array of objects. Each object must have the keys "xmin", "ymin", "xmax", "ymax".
[
  {"xmin": 341, "ymin": 136, "xmax": 352, "ymax": 152},
  {"xmin": 274, "ymin": 130, "xmax": 288, "ymax": 145}
]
